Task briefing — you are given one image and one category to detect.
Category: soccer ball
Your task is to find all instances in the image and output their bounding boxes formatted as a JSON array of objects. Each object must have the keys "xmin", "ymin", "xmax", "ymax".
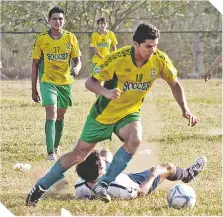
[{"xmin": 167, "ymin": 184, "xmax": 196, "ymax": 209}]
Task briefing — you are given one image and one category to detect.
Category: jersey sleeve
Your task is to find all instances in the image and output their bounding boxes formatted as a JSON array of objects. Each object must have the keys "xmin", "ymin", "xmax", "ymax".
[
  {"xmin": 110, "ymin": 31, "xmax": 118, "ymax": 46},
  {"xmin": 71, "ymin": 34, "xmax": 81, "ymax": 58},
  {"xmin": 158, "ymin": 51, "xmax": 177, "ymax": 83},
  {"xmin": 31, "ymin": 35, "xmax": 41, "ymax": 59},
  {"xmin": 91, "ymin": 54, "xmax": 116, "ymax": 83},
  {"xmin": 90, "ymin": 32, "xmax": 97, "ymax": 48},
  {"xmin": 74, "ymin": 179, "xmax": 95, "ymax": 200}
]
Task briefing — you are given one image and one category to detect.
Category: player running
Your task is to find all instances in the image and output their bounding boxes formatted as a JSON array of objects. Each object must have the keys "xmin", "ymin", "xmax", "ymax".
[{"xmin": 26, "ymin": 23, "xmax": 199, "ymax": 206}]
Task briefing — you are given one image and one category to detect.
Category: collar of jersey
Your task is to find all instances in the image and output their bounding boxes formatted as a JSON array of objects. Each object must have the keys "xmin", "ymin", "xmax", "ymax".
[
  {"xmin": 130, "ymin": 46, "xmax": 149, "ymax": 68},
  {"xmin": 48, "ymin": 29, "xmax": 64, "ymax": 40},
  {"xmin": 97, "ymin": 29, "xmax": 108, "ymax": 36}
]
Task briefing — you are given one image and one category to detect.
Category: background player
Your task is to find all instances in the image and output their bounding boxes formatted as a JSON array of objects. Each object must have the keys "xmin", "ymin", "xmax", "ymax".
[
  {"xmin": 90, "ymin": 17, "xmax": 118, "ymax": 72},
  {"xmin": 31, "ymin": 6, "xmax": 82, "ymax": 160},
  {"xmin": 204, "ymin": 53, "xmax": 222, "ymax": 82}
]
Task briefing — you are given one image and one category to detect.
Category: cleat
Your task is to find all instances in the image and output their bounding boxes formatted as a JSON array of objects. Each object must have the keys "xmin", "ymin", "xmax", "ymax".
[
  {"xmin": 47, "ymin": 153, "xmax": 57, "ymax": 161},
  {"xmin": 91, "ymin": 181, "xmax": 111, "ymax": 203},
  {"xmin": 183, "ymin": 156, "xmax": 207, "ymax": 183},
  {"xmin": 26, "ymin": 184, "xmax": 47, "ymax": 206}
]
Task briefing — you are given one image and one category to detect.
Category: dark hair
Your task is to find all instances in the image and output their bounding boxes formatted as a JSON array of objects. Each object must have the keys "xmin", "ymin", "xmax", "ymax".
[
  {"xmin": 97, "ymin": 17, "xmax": 107, "ymax": 25},
  {"xmin": 133, "ymin": 23, "xmax": 160, "ymax": 44},
  {"xmin": 48, "ymin": 6, "xmax": 65, "ymax": 19},
  {"xmin": 76, "ymin": 150, "xmax": 102, "ymax": 182}
]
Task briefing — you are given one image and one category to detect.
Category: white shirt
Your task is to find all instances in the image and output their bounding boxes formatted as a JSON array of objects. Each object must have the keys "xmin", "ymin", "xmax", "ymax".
[{"xmin": 74, "ymin": 173, "xmax": 139, "ymax": 199}]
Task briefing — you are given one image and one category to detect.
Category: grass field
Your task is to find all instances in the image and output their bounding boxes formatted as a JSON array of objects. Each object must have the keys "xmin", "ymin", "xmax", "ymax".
[{"xmin": 0, "ymin": 79, "xmax": 222, "ymax": 216}]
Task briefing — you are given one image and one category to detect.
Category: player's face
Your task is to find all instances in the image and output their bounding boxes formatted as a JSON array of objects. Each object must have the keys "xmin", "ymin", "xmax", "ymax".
[
  {"xmin": 48, "ymin": 13, "xmax": 65, "ymax": 31},
  {"xmin": 135, "ymin": 38, "xmax": 159, "ymax": 61},
  {"xmin": 98, "ymin": 21, "xmax": 108, "ymax": 33}
]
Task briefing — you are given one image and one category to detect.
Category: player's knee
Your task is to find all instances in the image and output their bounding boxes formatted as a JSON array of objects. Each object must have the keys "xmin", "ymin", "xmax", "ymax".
[
  {"xmin": 131, "ymin": 137, "xmax": 142, "ymax": 147},
  {"xmin": 46, "ymin": 106, "xmax": 57, "ymax": 119}
]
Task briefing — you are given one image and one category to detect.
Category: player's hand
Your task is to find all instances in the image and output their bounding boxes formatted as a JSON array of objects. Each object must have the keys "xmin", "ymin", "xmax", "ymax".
[
  {"xmin": 32, "ymin": 90, "xmax": 40, "ymax": 103},
  {"xmin": 182, "ymin": 111, "xmax": 199, "ymax": 127},
  {"xmin": 204, "ymin": 70, "xmax": 212, "ymax": 82},
  {"xmin": 103, "ymin": 88, "xmax": 121, "ymax": 100},
  {"xmin": 71, "ymin": 67, "xmax": 79, "ymax": 76}
]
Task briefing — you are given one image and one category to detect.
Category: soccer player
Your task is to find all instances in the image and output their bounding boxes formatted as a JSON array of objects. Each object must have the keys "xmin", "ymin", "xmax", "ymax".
[
  {"xmin": 31, "ymin": 6, "xmax": 82, "ymax": 161},
  {"xmin": 74, "ymin": 150, "xmax": 207, "ymax": 199},
  {"xmin": 26, "ymin": 23, "xmax": 199, "ymax": 206},
  {"xmin": 204, "ymin": 53, "xmax": 222, "ymax": 82},
  {"xmin": 90, "ymin": 17, "xmax": 118, "ymax": 72}
]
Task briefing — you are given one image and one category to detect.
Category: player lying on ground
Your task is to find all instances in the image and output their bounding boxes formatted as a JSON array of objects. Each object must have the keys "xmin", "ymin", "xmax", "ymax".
[{"xmin": 74, "ymin": 150, "xmax": 207, "ymax": 199}]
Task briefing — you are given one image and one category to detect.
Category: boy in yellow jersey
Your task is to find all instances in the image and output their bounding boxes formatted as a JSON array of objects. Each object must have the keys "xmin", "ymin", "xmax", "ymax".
[
  {"xmin": 26, "ymin": 23, "xmax": 199, "ymax": 206},
  {"xmin": 90, "ymin": 17, "xmax": 118, "ymax": 72},
  {"xmin": 31, "ymin": 6, "xmax": 81, "ymax": 161}
]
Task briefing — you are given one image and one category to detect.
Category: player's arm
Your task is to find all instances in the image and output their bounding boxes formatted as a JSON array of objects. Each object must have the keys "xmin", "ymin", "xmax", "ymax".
[
  {"xmin": 31, "ymin": 59, "xmax": 40, "ymax": 103},
  {"xmin": 100, "ymin": 149, "xmax": 113, "ymax": 163},
  {"xmin": 71, "ymin": 57, "xmax": 82, "ymax": 76},
  {"xmin": 111, "ymin": 45, "xmax": 117, "ymax": 51},
  {"xmin": 167, "ymin": 79, "xmax": 199, "ymax": 127},
  {"xmin": 204, "ymin": 53, "xmax": 222, "ymax": 82},
  {"xmin": 159, "ymin": 51, "xmax": 199, "ymax": 127},
  {"xmin": 110, "ymin": 31, "xmax": 118, "ymax": 51},
  {"xmin": 85, "ymin": 77, "xmax": 121, "ymax": 100}
]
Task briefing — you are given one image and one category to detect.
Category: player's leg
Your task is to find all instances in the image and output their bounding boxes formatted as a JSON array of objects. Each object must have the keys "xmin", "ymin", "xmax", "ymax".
[
  {"xmin": 156, "ymin": 156, "xmax": 207, "ymax": 183},
  {"xmin": 137, "ymin": 163, "xmax": 175, "ymax": 195},
  {"xmin": 26, "ymin": 139, "xmax": 96, "ymax": 206},
  {"xmin": 54, "ymin": 84, "xmax": 72, "ymax": 155},
  {"xmin": 54, "ymin": 108, "xmax": 66, "ymax": 155},
  {"xmin": 92, "ymin": 113, "xmax": 142, "ymax": 202},
  {"xmin": 26, "ymin": 114, "xmax": 114, "ymax": 206},
  {"xmin": 40, "ymin": 82, "xmax": 58, "ymax": 160},
  {"xmin": 167, "ymin": 156, "xmax": 207, "ymax": 183}
]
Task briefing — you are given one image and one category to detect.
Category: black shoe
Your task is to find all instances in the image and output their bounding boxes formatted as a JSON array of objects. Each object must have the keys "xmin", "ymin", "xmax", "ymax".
[
  {"xmin": 182, "ymin": 156, "xmax": 207, "ymax": 183},
  {"xmin": 26, "ymin": 184, "xmax": 47, "ymax": 206},
  {"xmin": 91, "ymin": 181, "xmax": 111, "ymax": 203}
]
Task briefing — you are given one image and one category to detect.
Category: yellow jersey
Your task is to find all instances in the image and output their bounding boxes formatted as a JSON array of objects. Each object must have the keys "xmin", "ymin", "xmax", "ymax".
[
  {"xmin": 91, "ymin": 46, "xmax": 177, "ymax": 124},
  {"xmin": 90, "ymin": 30, "xmax": 118, "ymax": 64},
  {"xmin": 32, "ymin": 30, "xmax": 81, "ymax": 85}
]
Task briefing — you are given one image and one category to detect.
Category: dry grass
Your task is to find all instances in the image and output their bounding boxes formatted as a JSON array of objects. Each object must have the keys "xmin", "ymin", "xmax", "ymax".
[{"xmin": 0, "ymin": 79, "xmax": 222, "ymax": 216}]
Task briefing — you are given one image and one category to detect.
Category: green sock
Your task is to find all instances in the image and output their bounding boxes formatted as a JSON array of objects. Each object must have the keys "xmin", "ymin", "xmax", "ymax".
[
  {"xmin": 45, "ymin": 119, "xmax": 56, "ymax": 154},
  {"xmin": 54, "ymin": 120, "xmax": 64, "ymax": 150}
]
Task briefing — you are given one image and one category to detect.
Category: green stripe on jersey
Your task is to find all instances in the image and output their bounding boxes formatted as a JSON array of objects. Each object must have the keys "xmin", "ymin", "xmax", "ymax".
[
  {"xmin": 38, "ymin": 55, "xmax": 44, "ymax": 82},
  {"xmin": 90, "ymin": 73, "xmax": 118, "ymax": 119}
]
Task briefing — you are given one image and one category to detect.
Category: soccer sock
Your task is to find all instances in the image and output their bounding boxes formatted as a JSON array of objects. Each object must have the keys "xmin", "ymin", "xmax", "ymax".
[
  {"xmin": 166, "ymin": 167, "xmax": 189, "ymax": 181},
  {"xmin": 38, "ymin": 160, "xmax": 68, "ymax": 189},
  {"xmin": 97, "ymin": 147, "xmax": 132, "ymax": 184},
  {"xmin": 54, "ymin": 120, "xmax": 64, "ymax": 150},
  {"xmin": 45, "ymin": 119, "xmax": 56, "ymax": 154}
]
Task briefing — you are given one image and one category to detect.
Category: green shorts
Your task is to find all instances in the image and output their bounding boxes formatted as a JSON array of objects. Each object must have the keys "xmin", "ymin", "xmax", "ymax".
[
  {"xmin": 80, "ymin": 113, "xmax": 141, "ymax": 144},
  {"xmin": 40, "ymin": 82, "xmax": 72, "ymax": 108}
]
